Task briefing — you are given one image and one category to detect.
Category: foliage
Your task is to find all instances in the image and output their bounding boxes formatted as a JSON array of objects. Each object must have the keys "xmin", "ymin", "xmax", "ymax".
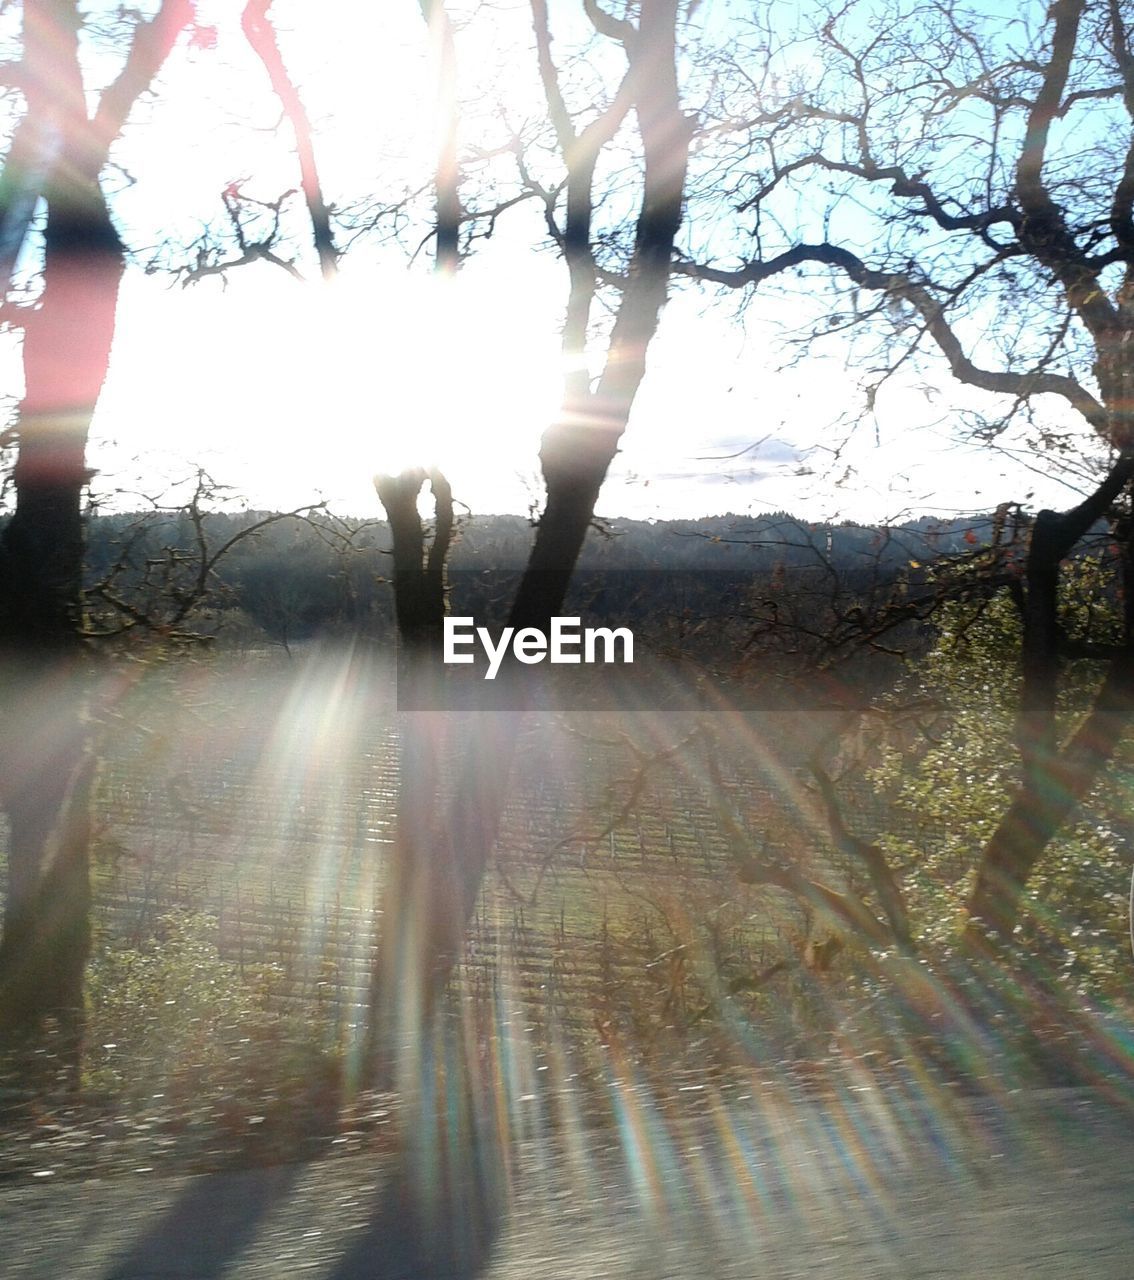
[
  {"xmin": 84, "ymin": 911, "xmax": 338, "ymax": 1130},
  {"xmin": 871, "ymin": 577, "xmax": 1132, "ymax": 995}
]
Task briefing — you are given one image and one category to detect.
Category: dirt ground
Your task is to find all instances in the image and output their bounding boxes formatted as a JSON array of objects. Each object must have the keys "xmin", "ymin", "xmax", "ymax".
[{"xmin": 2, "ymin": 1086, "xmax": 1132, "ymax": 1280}]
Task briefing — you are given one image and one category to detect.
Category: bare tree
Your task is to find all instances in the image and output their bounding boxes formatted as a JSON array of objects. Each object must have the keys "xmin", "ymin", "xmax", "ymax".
[
  {"xmin": 0, "ymin": 2, "xmax": 195, "ymax": 1076},
  {"xmin": 675, "ymin": 0, "xmax": 1134, "ymax": 950},
  {"xmin": 351, "ymin": 0, "xmax": 698, "ymax": 1077}
]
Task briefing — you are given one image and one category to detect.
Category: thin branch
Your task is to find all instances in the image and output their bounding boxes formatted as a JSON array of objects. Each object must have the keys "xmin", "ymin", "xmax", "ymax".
[
  {"xmin": 739, "ymin": 151, "xmax": 1017, "ymax": 237},
  {"xmin": 810, "ymin": 758, "xmax": 912, "ymax": 952},
  {"xmin": 675, "ymin": 244, "xmax": 1108, "ymax": 431}
]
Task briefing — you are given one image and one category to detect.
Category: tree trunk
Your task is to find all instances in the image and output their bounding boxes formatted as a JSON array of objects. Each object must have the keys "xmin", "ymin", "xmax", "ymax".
[
  {"xmin": 965, "ymin": 506, "xmax": 1134, "ymax": 947},
  {"xmin": 0, "ymin": 189, "xmax": 121, "ymax": 1068},
  {"xmin": 966, "ymin": 619, "xmax": 1134, "ymax": 947},
  {"xmin": 0, "ymin": 0, "xmax": 195, "ymax": 1086},
  {"xmin": 0, "ymin": 4, "xmax": 122, "ymax": 1070},
  {"xmin": 364, "ymin": 0, "xmax": 692, "ymax": 1089},
  {"xmin": 375, "ymin": 468, "xmax": 451, "ymax": 653},
  {"xmin": 0, "ymin": 660, "xmax": 94, "ymax": 1084}
]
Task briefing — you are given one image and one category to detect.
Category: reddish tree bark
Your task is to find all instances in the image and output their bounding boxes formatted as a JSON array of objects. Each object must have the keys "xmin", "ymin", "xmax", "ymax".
[{"xmin": 0, "ymin": 0, "xmax": 193, "ymax": 1077}]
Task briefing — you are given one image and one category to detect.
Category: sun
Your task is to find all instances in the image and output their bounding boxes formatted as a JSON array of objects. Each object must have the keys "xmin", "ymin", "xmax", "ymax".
[{"xmin": 88, "ymin": 252, "xmax": 565, "ymax": 517}]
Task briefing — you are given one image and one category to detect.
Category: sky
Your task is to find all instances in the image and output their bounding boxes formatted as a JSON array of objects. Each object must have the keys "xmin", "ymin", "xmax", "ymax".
[
  {"xmin": 85, "ymin": 260, "xmax": 1087, "ymax": 526},
  {"xmin": 1, "ymin": 0, "xmax": 1106, "ymax": 527}
]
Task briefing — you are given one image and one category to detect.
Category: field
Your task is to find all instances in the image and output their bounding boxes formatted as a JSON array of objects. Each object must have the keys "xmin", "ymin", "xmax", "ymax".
[
  {"xmin": 4, "ymin": 643, "xmax": 1130, "ymax": 1189},
  {"xmin": 88, "ymin": 648, "xmax": 835, "ymax": 1061}
]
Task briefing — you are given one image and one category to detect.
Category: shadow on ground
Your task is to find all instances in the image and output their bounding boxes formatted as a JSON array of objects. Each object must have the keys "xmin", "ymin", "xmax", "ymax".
[
  {"xmin": 101, "ymin": 1162, "xmax": 304, "ymax": 1280},
  {"xmin": 326, "ymin": 1160, "xmax": 502, "ymax": 1280},
  {"xmin": 97, "ymin": 1146, "xmax": 502, "ymax": 1280}
]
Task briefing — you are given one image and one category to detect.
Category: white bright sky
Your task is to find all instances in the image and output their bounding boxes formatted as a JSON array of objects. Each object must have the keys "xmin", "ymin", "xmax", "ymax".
[
  {"xmin": 89, "ymin": 256, "xmax": 1089, "ymax": 525},
  {"xmin": 3, "ymin": 0, "xmax": 1103, "ymax": 526}
]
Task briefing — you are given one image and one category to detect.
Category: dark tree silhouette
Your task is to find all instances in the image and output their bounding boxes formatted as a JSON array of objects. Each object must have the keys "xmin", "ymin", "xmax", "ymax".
[
  {"xmin": 353, "ymin": 0, "xmax": 698, "ymax": 1078},
  {"xmin": 0, "ymin": 1, "xmax": 194, "ymax": 1078}
]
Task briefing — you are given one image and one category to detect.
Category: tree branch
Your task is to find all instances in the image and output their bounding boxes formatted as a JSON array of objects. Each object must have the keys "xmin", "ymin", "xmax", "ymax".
[
  {"xmin": 582, "ymin": 0, "xmax": 636, "ymax": 47},
  {"xmin": 241, "ymin": 0, "xmax": 337, "ymax": 279},
  {"xmin": 739, "ymin": 151, "xmax": 1017, "ymax": 237},
  {"xmin": 530, "ymin": 0, "xmax": 637, "ymax": 402},
  {"xmin": 418, "ymin": 0, "xmax": 461, "ymax": 274},
  {"xmin": 810, "ymin": 758, "xmax": 912, "ymax": 952},
  {"xmin": 675, "ymin": 244, "xmax": 1108, "ymax": 431},
  {"xmin": 1107, "ymin": 0, "xmax": 1134, "ymax": 255},
  {"xmin": 93, "ymin": 0, "xmax": 195, "ymax": 143},
  {"xmin": 1015, "ymin": 0, "xmax": 1082, "ymax": 217},
  {"xmin": 529, "ymin": 0, "xmax": 574, "ymax": 153}
]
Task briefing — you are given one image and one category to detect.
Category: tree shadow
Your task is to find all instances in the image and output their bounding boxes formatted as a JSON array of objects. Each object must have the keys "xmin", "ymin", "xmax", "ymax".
[
  {"xmin": 94, "ymin": 1139, "xmax": 502, "ymax": 1280},
  {"xmin": 326, "ymin": 1144, "xmax": 504, "ymax": 1280},
  {"xmin": 99, "ymin": 1160, "xmax": 302, "ymax": 1280}
]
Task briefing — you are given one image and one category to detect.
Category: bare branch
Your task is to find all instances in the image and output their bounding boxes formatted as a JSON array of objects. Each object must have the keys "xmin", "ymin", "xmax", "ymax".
[
  {"xmin": 705, "ymin": 729, "xmax": 892, "ymax": 946},
  {"xmin": 530, "ymin": 0, "xmax": 637, "ymax": 400},
  {"xmin": 810, "ymin": 758, "xmax": 912, "ymax": 952},
  {"xmin": 1015, "ymin": 0, "xmax": 1083, "ymax": 216},
  {"xmin": 529, "ymin": 0, "xmax": 574, "ymax": 153},
  {"xmin": 1108, "ymin": 0, "xmax": 1134, "ymax": 254},
  {"xmin": 739, "ymin": 151, "xmax": 1017, "ymax": 236},
  {"xmin": 241, "ymin": 0, "xmax": 337, "ymax": 279},
  {"xmin": 582, "ymin": 0, "xmax": 636, "ymax": 47},
  {"xmin": 93, "ymin": 0, "xmax": 195, "ymax": 144},
  {"xmin": 675, "ymin": 244, "xmax": 1108, "ymax": 431}
]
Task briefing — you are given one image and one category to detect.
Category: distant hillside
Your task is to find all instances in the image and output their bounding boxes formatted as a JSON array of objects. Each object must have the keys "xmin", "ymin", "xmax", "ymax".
[{"xmin": 79, "ymin": 507, "xmax": 1002, "ymax": 655}]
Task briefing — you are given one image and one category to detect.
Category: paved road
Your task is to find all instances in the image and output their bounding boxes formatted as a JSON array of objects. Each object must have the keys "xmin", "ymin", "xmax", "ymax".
[{"xmin": 2, "ymin": 1088, "xmax": 1131, "ymax": 1279}]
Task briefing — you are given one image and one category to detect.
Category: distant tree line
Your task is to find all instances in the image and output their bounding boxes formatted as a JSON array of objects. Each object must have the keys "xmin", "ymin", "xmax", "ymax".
[{"xmin": 76, "ymin": 506, "xmax": 997, "ymax": 660}]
